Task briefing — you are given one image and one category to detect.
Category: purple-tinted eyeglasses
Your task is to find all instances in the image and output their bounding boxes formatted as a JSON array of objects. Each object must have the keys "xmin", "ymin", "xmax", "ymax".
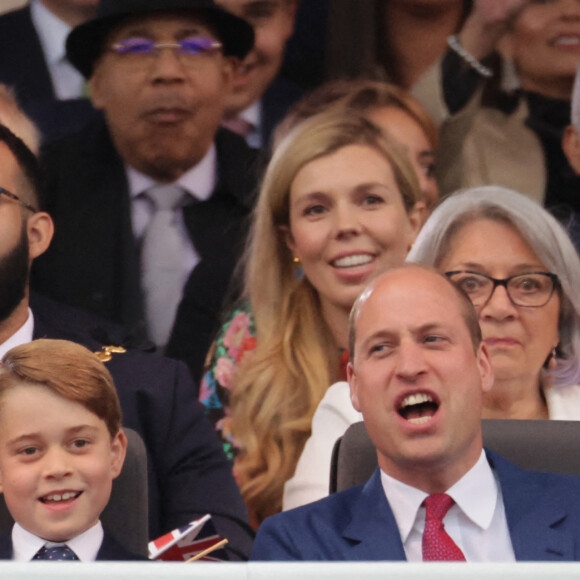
[{"xmin": 110, "ymin": 37, "xmax": 223, "ymax": 64}]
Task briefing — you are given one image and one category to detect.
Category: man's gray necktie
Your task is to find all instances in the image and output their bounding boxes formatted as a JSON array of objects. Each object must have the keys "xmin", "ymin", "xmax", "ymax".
[{"xmin": 141, "ymin": 185, "xmax": 186, "ymax": 348}]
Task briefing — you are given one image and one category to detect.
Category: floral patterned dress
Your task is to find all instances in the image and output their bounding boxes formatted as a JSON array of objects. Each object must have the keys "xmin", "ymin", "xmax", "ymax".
[
  {"xmin": 199, "ymin": 302, "xmax": 350, "ymax": 461},
  {"xmin": 199, "ymin": 302, "xmax": 256, "ymax": 461}
]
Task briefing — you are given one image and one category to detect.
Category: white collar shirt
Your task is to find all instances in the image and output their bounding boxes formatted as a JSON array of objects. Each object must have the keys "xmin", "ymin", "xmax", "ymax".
[
  {"xmin": 30, "ymin": 0, "xmax": 85, "ymax": 99},
  {"xmin": 126, "ymin": 144, "xmax": 217, "ymax": 275},
  {"xmin": 380, "ymin": 450, "xmax": 516, "ymax": 562},
  {"xmin": 0, "ymin": 309, "xmax": 34, "ymax": 360},
  {"xmin": 238, "ymin": 101, "xmax": 261, "ymax": 149},
  {"xmin": 12, "ymin": 521, "xmax": 104, "ymax": 562}
]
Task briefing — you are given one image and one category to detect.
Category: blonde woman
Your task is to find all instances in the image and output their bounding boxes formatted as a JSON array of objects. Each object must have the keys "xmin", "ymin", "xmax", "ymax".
[{"xmin": 200, "ymin": 111, "xmax": 424, "ymax": 524}]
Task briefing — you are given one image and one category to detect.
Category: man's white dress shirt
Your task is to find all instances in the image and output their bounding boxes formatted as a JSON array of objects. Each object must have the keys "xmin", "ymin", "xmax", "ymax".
[
  {"xmin": 30, "ymin": 0, "xmax": 85, "ymax": 100},
  {"xmin": 381, "ymin": 450, "xmax": 516, "ymax": 562}
]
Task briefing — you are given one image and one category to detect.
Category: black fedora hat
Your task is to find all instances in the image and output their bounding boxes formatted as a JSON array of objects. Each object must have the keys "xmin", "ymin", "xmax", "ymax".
[{"xmin": 66, "ymin": 0, "xmax": 255, "ymax": 78}]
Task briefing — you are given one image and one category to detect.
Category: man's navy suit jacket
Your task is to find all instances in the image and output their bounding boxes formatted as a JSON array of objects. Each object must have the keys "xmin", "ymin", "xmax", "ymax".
[
  {"xmin": 0, "ymin": 529, "xmax": 146, "ymax": 561},
  {"xmin": 32, "ymin": 120, "xmax": 258, "ymax": 382},
  {"xmin": 252, "ymin": 450, "xmax": 580, "ymax": 561},
  {"xmin": 29, "ymin": 293, "xmax": 253, "ymax": 560}
]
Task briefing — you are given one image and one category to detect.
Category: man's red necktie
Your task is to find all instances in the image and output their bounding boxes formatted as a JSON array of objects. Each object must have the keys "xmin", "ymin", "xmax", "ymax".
[{"xmin": 422, "ymin": 493, "xmax": 466, "ymax": 561}]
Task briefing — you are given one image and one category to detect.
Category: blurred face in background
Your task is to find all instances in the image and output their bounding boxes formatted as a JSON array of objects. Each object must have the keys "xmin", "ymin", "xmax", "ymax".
[
  {"xmin": 90, "ymin": 14, "xmax": 234, "ymax": 182},
  {"xmin": 369, "ymin": 106, "xmax": 439, "ymax": 211},
  {"xmin": 508, "ymin": 0, "xmax": 580, "ymax": 99},
  {"xmin": 218, "ymin": 0, "xmax": 298, "ymax": 116}
]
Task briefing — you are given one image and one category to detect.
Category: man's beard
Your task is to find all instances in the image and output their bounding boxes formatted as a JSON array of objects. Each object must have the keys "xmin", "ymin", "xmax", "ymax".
[{"xmin": 0, "ymin": 225, "xmax": 29, "ymax": 324}]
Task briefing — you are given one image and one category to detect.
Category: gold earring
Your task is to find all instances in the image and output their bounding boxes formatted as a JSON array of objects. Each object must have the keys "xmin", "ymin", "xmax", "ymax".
[{"xmin": 293, "ymin": 256, "xmax": 300, "ymax": 264}]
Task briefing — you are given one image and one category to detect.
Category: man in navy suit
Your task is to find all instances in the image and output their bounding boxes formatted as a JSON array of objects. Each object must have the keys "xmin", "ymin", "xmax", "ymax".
[
  {"xmin": 0, "ymin": 117, "xmax": 253, "ymax": 558},
  {"xmin": 253, "ymin": 266, "xmax": 580, "ymax": 561}
]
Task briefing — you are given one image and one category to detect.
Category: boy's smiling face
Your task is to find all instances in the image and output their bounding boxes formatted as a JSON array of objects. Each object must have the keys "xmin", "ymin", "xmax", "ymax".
[{"xmin": 0, "ymin": 384, "xmax": 126, "ymax": 542}]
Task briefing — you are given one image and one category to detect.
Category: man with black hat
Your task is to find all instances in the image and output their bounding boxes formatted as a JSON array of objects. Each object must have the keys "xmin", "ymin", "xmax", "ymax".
[{"xmin": 32, "ymin": 0, "xmax": 258, "ymax": 381}]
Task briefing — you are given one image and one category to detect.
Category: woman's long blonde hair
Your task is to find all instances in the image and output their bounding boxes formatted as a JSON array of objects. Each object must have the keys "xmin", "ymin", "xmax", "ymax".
[{"xmin": 231, "ymin": 111, "xmax": 421, "ymax": 523}]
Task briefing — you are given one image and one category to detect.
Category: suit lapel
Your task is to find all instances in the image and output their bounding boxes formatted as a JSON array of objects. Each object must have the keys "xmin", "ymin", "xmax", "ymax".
[
  {"xmin": 182, "ymin": 128, "xmax": 256, "ymax": 260},
  {"xmin": 341, "ymin": 470, "xmax": 407, "ymax": 560},
  {"xmin": 489, "ymin": 450, "xmax": 574, "ymax": 561}
]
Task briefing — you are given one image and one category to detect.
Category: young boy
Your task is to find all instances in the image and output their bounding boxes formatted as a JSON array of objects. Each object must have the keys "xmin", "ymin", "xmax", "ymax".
[{"xmin": 0, "ymin": 339, "xmax": 144, "ymax": 561}]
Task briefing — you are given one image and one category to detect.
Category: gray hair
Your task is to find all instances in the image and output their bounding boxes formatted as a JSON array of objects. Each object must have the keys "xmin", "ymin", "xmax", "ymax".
[{"xmin": 407, "ymin": 185, "xmax": 580, "ymax": 388}]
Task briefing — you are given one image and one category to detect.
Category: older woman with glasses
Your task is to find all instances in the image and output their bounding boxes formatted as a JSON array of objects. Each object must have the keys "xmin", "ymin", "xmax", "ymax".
[
  {"xmin": 408, "ymin": 185, "xmax": 580, "ymax": 419},
  {"xmin": 284, "ymin": 185, "xmax": 580, "ymax": 510}
]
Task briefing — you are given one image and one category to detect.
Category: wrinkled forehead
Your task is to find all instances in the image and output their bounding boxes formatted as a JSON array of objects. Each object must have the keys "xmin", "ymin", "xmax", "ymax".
[{"xmin": 107, "ymin": 10, "xmax": 219, "ymax": 43}]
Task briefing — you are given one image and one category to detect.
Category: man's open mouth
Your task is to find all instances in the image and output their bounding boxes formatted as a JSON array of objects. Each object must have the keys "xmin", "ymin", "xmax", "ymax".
[{"xmin": 398, "ymin": 393, "xmax": 439, "ymax": 425}]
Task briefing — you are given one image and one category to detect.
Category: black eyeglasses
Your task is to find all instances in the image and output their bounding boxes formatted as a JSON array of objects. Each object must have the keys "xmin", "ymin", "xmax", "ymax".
[
  {"xmin": 445, "ymin": 270, "xmax": 559, "ymax": 308},
  {"xmin": 0, "ymin": 187, "xmax": 37, "ymax": 213},
  {"xmin": 110, "ymin": 37, "xmax": 223, "ymax": 67}
]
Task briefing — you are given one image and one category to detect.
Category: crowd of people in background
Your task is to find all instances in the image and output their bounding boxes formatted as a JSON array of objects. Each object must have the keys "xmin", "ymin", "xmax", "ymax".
[{"xmin": 0, "ymin": 0, "xmax": 579, "ymax": 564}]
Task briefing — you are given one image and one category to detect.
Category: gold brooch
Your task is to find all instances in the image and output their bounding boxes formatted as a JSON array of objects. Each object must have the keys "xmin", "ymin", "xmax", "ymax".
[{"xmin": 94, "ymin": 345, "xmax": 127, "ymax": 362}]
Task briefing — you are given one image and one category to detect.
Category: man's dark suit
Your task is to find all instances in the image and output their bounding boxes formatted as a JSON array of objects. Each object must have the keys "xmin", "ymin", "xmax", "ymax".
[
  {"xmin": 259, "ymin": 75, "xmax": 303, "ymax": 149},
  {"xmin": 0, "ymin": 6, "xmax": 54, "ymax": 104},
  {"xmin": 252, "ymin": 450, "xmax": 580, "ymax": 561},
  {"xmin": 29, "ymin": 293, "xmax": 253, "ymax": 560},
  {"xmin": 0, "ymin": 6, "xmax": 102, "ymax": 144},
  {"xmin": 0, "ymin": 529, "xmax": 146, "ymax": 560},
  {"xmin": 32, "ymin": 119, "xmax": 258, "ymax": 382}
]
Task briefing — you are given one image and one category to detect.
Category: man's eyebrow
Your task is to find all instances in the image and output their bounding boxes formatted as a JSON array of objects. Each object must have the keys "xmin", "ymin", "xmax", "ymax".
[
  {"xmin": 359, "ymin": 329, "xmax": 396, "ymax": 350},
  {"xmin": 412, "ymin": 322, "xmax": 448, "ymax": 335}
]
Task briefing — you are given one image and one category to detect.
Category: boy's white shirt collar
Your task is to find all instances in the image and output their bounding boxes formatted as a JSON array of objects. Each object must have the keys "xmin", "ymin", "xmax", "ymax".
[{"xmin": 12, "ymin": 521, "xmax": 104, "ymax": 561}]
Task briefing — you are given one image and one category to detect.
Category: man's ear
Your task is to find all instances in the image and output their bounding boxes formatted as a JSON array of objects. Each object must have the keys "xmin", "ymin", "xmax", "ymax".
[
  {"xmin": 282, "ymin": 0, "xmax": 300, "ymax": 38},
  {"xmin": 27, "ymin": 212, "xmax": 54, "ymax": 260},
  {"xmin": 88, "ymin": 61, "xmax": 108, "ymax": 111},
  {"xmin": 348, "ymin": 361, "xmax": 362, "ymax": 413},
  {"xmin": 563, "ymin": 125, "xmax": 580, "ymax": 176},
  {"xmin": 110, "ymin": 429, "xmax": 128, "ymax": 479}
]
